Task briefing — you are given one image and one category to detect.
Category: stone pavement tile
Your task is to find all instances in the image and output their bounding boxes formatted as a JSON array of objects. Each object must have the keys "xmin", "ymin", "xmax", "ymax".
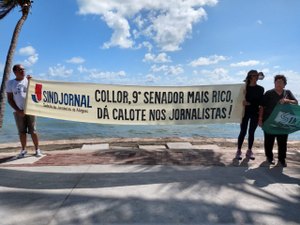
[
  {"xmin": 1, "ymin": 155, "xmax": 45, "ymax": 165},
  {"xmin": 1, "ymin": 144, "xmax": 299, "ymax": 168},
  {"xmin": 33, "ymin": 153, "xmax": 112, "ymax": 166},
  {"xmin": 138, "ymin": 145, "xmax": 166, "ymax": 151},
  {"xmin": 166, "ymin": 142, "xmax": 193, "ymax": 149},
  {"xmin": 44, "ymin": 148, "xmax": 82, "ymax": 154},
  {"xmin": 193, "ymin": 144, "xmax": 220, "ymax": 150},
  {"xmin": 81, "ymin": 143, "xmax": 109, "ymax": 151},
  {"xmin": 111, "ymin": 146, "xmax": 135, "ymax": 150}
]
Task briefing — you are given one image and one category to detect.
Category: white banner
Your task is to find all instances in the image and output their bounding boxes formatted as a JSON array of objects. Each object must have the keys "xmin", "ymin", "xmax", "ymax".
[{"xmin": 25, "ymin": 79, "xmax": 245, "ymax": 125}]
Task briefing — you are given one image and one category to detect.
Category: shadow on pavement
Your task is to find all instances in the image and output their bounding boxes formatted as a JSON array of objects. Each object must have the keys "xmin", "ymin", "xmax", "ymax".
[
  {"xmin": 0, "ymin": 165, "xmax": 299, "ymax": 225},
  {"xmin": 1, "ymin": 189, "xmax": 297, "ymax": 225},
  {"xmin": 0, "ymin": 148, "xmax": 299, "ymax": 224}
]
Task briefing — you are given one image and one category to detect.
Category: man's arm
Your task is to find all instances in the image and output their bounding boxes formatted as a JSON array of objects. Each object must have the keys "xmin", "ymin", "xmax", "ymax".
[{"xmin": 7, "ymin": 92, "xmax": 25, "ymax": 116}]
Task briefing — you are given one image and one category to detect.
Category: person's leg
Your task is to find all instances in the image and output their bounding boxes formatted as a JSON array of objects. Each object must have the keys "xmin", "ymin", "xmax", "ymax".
[
  {"xmin": 245, "ymin": 115, "xmax": 258, "ymax": 160},
  {"xmin": 264, "ymin": 132, "xmax": 275, "ymax": 163},
  {"xmin": 31, "ymin": 133, "xmax": 39, "ymax": 150},
  {"xmin": 14, "ymin": 112, "xmax": 28, "ymax": 157},
  {"xmin": 236, "ymin": 115, "xmax": 249, "ymax": 159},
  {"xmin": 247, "ymin": 116, "xmax": 258, "ymax": 150},
  {"xmin": 277, "ymin": 134, "xmax": 288, "ymax": 166},
  {"xmin": 237, "ymin": 115, "xmax": 249, "ymax": 149},
  {"xmin": 28, "ymin": 115, "xmax": 41, "ymax": 156},
  {"xmin": 19, "ymin": 133, "xmax": 27, "ymax": 150}
]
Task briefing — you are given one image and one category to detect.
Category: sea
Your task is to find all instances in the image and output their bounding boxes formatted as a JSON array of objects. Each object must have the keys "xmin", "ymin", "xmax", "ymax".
[{"xmin": 1, "ymin": 103, "xmax": 300, "ymax": 143}]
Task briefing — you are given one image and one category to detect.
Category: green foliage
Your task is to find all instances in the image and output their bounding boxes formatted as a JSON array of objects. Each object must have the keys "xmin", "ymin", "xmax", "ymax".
[
  {"xmin": 0, "ymin": 0, "xmax": 33, "ymax": 19},
  {"xmin": 0, "ymin": 0, "xmax": 18, "ymax": 19}
]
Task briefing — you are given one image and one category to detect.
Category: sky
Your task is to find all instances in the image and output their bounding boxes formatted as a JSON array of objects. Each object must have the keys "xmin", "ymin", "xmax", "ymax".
[{"xmin": 1, "ymin": 0, "xmax": 300, "ymax": 100}]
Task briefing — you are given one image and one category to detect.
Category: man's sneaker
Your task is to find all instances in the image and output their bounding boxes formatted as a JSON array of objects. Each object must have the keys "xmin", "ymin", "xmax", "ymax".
[
  {"xmin": 35, "ymin": 149, "xmax": 43, "ymax": 157},
  {"xmin": 246, "ymin": 150, "xmax": 255, "ymax": 160},
  {"xmin": 235, "ymin": 150, "xmax": 242, "ymax": 160},
  {"xmin": 17, "ymin": 150, "xmax": 27, "ymax": 158}
]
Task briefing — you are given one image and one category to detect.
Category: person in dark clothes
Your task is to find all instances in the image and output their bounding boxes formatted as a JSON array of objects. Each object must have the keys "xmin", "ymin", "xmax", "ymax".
[
  {"xmin": 235, "ymin": 70, "xmax": 264, "ymax": 160},
  {"xmin": 258, "ymin": 74, "xmax": 298, "ymax": 167}
]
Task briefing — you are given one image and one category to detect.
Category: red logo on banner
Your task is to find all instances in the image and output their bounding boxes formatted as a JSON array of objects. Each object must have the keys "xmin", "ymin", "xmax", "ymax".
[{"xmin": 31, "ymin": 83, "xmax": 42, "ymax": 103}]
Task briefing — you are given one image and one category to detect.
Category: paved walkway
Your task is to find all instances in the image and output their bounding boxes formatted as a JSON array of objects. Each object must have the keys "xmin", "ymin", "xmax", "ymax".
[{"xmin": 0, "ymin": 139, "xmax": 299, "ymax": 225}]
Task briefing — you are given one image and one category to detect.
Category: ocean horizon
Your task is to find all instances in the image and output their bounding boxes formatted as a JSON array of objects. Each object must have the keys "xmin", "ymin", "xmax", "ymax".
[{"xmin": 1, "ymin": 103, "xmax": 300, "ymax": 143}]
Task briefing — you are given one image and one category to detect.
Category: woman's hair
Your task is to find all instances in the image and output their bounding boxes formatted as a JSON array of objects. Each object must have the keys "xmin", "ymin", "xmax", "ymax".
[
  {"xmin": 274, "ymin": 74, "xmax": 287, "ymax": 85},
  {"xmin": 244, "ymin": 70, "xmax": 258, "ymax": 85}
]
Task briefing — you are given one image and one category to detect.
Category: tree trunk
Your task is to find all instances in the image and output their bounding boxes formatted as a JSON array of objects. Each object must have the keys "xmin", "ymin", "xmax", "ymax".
[{"xmin": 0, "ymin": 12, "xmax": 29, "ymax": 128}]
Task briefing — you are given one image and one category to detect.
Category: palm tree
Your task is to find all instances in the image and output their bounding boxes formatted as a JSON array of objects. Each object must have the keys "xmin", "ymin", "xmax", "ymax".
[{"xmin": 0, "ymin": 0, "xmax": 32, "ymax": 128}]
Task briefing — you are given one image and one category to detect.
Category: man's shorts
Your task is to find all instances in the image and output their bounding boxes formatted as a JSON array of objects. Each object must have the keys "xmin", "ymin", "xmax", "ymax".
[{"xmin": 13, "ymin": 113, "xmax": 37, "ymax": 134}]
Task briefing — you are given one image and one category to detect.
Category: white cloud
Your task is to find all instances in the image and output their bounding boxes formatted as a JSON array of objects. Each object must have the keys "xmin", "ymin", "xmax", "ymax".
[
  {"xmin": 18, "ymin": 46, "xmax": 39, "ymax": 67},
  {"xmin": 151, "ymin": 64, "xmax": 184, "ymax": 76},
  {"xmin": 193, "ymin": 68, "xmax": 236, "ymax": 84},
  {"xmin": 257, "ymin": 20, "xmax": 262, "ymax": 25},
  {"xmin": 77, "ymin": 65, "xmax": 126, "ymax": 80},
  {"xmin": 77, "ymin": 0, "xmax": 218, "ymax": 51},
  {"xmin": 66, "ymin": 57, "xmax": 85, "ymax": 64},
  {"xmin": 230, "ymin": 60, "xmax": 261, "ymax": 67},
  {"xmin": 143, "ymin": 52, "xmax": 171, "ymax": 63},
  {"xmin": 139, "ymin": 41, "xmax": 153, "ymax": 51},
  {"xmin": 48, "ymin": 64, "xmax": 73, "ymax": 78},
  {"xmin": 19, "ymin": 46, "xmax": 36, "ymax": 56},
  {"xmin": 89, "ymin": 70, "xmax": 126, "ymax": 79},
  {"xmin": 189, "ymin": 55, "xmax": 227, "ymax": 67},
  {"xmin": 102, "ymin": 11, "xmax": 133, "ymax": 49},
  {"xmin": 24, "ymin": 54, "xmax": 39, "ymax": 66},
  {"xmin": 146, "ymin": 74, "xmax": 161, "ymax": 83}
]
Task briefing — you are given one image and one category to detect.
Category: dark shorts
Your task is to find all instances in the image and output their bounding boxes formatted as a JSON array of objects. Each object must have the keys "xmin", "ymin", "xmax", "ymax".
[{"xmin": 13, "ymin": 113, "xmax": 37, "ymax": 134}]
